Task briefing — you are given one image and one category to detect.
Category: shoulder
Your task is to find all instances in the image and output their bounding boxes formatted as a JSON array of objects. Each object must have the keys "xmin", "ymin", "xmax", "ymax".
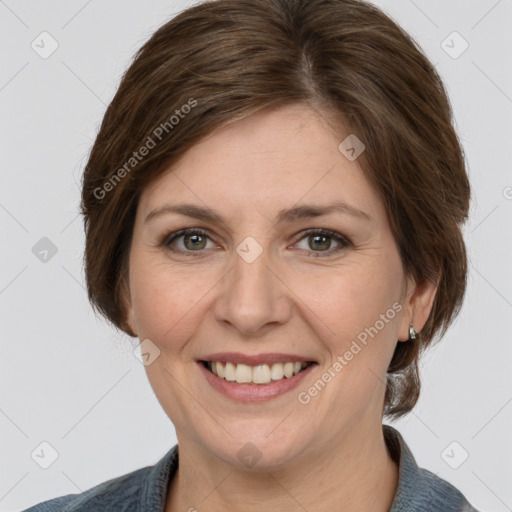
[
  {"xmin": 414, "ymin": 466, "xmax": 480, "ymax": 512},
  {"xmin": 22, "ymin": 446, "xmax": 179, "ymax": 512},
  {"xmin": 22, "ymin": 466, "xmax": 150, "ymax": 511},
  {"xmin": 383, "ymin": 425, "xmax": 480, "ymax": 512}
]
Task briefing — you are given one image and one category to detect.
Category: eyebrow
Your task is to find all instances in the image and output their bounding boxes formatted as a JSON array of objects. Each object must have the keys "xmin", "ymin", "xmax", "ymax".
[{"xmin": 144, "ymin": 200, "xmax": 373, "ymax": 226}]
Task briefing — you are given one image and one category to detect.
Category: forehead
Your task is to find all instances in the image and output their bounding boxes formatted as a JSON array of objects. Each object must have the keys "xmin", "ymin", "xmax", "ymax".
[{"xmin": 138, "ymin": 104, "xmax": 384, "ymax": 223}]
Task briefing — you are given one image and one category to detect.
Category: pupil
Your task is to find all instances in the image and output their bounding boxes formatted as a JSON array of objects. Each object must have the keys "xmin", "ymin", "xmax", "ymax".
[
  {"xmin": 311, "ymin": 235, "xmax": 330, "ymax": 251},
  {"xmin": 183, "ymin": 234, "xmax": 331, "ymax": 251},
  {"xmin": 186, "ymin": 234, "xmax": 206, "ymax": 250}
]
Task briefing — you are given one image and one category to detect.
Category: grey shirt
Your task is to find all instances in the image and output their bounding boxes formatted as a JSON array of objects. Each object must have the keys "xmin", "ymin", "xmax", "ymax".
[{"xmin": 23, "ymin": 424, "xmax": 479, "ymax": 511}]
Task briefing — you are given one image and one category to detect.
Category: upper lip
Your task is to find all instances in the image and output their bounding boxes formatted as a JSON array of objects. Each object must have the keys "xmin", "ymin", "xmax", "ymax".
[{"xmin": 199, "ymin": 352, "xmax": 317, "ymax": 366}]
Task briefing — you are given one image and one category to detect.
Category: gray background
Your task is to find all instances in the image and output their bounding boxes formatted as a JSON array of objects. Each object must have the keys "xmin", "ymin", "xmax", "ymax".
[{"xmin": 1, "ymin": 0, "xmax": 511, "ymax": 510}]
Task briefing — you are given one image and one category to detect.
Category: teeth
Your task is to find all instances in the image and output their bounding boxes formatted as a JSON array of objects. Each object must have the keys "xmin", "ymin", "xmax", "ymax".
[
  {"xmin": 208, "ymin": 361, "xmax": 309, "ymax": 385},
  {"xmin": 252, "ymin": 364, "xmax": 271, "ymax": 384},
  {"xmin": 216, "ymin": 361, "xmax": 225, "ymax": 379},
  {"xmin": 270, "ymin": 363, "xmax": 284, "ymax": 380},
  {"xmin": 283, "ymin": 362, "xmax": 294, "ymax": 378},
  {"xmin": 235, "ymin": 363, "xmax": 252, "ymax": 383},
  {"xmin": 224, "ymin": 362, "xmax": 236, "ymax": 382}
]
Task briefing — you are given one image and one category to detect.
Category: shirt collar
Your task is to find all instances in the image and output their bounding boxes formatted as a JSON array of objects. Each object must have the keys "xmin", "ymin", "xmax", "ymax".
[
  {"xmin": 383, "ymin": 424, "xmax": 424, "ymax": 511},
  {"xmin": 139, "ymin": 424, "xmax": 461, "ymax": 511},
  {"xmin": 139, "ymin": 444, "xmax": 179, "ymax": 511}
]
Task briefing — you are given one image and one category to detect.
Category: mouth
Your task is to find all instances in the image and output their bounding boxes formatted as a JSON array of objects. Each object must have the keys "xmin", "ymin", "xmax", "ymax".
[
  {"xmin": 200, "ymin": 361, "xmax": 315, "ymax": 385},
  {"xmin": 197, "ymin": 354, "xmax": 318, "ymax": 402},
  {"xmin": 200, "ymin": 360, "xmax": 315, "ymax": 385}
]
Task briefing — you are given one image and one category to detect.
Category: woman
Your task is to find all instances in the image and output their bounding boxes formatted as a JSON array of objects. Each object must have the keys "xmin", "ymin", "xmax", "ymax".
[{"xmin": 25, "ymin": 0, "xmax": 479, "ymax": 510}]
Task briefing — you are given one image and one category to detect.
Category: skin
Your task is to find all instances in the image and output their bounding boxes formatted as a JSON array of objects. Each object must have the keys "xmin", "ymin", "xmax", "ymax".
[{"xmin": 124, "ymin": 103, "xmax": 438, "ymax": 512}]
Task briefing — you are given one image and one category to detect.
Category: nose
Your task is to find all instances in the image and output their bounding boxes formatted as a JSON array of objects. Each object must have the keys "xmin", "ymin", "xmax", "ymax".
[{"xmin": 213, "ymin": 243, "xmax": 292, "ymax": 337}]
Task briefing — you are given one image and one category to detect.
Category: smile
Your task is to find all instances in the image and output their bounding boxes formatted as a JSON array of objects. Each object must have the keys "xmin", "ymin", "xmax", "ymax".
[
  {"xmin": 198, "ymin": 355, "xmax": 318, "ymax": 402},
  {"xmin": 202, "ymin": 360, "xmax": 313, "ymax": 385}
]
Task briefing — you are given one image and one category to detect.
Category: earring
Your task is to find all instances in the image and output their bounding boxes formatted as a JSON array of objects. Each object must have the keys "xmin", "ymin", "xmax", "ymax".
[{"xmin": 409, "ymin": 323, "xmax": 417, "ymax": 341}]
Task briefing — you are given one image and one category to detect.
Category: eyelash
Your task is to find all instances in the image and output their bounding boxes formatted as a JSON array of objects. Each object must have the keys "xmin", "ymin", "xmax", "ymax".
[{"xmin": 160, "ymin": 228, "xmax": 351, "ymax": 258}]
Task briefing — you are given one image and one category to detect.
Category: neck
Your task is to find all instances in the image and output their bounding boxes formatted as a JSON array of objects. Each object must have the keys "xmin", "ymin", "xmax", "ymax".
[{"xmin": 165, "ymin": 422, "xmax": 399, "ymax": 512}]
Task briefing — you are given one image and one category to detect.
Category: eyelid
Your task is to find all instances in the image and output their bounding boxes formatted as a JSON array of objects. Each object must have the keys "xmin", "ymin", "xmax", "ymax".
[
  {"xmin": 291, "ymin": 228, "xmax": 351, "ymax": 254},
  {"xmin": 161, "ymin": 228, "xmax": 215, "ymax": 248},
  {"xmin": 160, "ymin": 227, "xmax": 351, "ymax": 256}
]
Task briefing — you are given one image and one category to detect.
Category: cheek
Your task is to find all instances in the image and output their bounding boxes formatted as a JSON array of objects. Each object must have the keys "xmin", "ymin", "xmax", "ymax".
[
  {"xmin": 294, "ymin": 259, "xmax": 403, "ymax": 406},
  {"xmin": 292, "ymin": 267, "xmax": 402, "ymax": 418},
  {"xmin": 130, "ymin": 258, "xmax": 211, "ymax": 347},
  {"xmin": 296, "ymin": 259, "xmax": 403, "ymax": 348},
  {"xmin": 129, "ymin": 242, "xmax": 404, "ymax": 364}
]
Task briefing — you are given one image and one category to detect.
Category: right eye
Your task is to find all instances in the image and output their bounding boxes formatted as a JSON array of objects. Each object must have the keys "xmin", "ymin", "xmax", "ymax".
[{"xmin": 161, "ymin": 228, "xmax": 217, "ymax": 255}]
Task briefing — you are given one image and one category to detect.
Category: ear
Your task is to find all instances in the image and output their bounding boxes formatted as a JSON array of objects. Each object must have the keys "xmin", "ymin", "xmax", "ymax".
[{"xmin": 397, "ymin": 272, "xmax": 440, "ymax": 342}]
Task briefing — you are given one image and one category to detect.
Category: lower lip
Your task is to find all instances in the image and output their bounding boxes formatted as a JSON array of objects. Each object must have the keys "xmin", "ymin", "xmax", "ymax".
[{"xmin": 198, "ymin": 362, "xmax": 316, "ymax": 402}]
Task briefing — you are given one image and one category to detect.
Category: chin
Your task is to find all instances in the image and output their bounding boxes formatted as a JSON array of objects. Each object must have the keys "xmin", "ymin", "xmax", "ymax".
[{"xmin": 198, "ymin": 422, "xmax": 311, "ymax": 471}]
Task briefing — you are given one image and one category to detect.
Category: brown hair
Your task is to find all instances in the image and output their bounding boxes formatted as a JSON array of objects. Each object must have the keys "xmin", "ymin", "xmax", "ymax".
[{"xmin": 80, "ymin": 0, "xmax": 470, "ymax": 418}]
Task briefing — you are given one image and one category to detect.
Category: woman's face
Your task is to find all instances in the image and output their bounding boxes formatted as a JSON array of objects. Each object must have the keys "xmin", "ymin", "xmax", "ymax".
[{"xmin": 126, "ymin": 104, "xmax": 418, "ymax": 468}]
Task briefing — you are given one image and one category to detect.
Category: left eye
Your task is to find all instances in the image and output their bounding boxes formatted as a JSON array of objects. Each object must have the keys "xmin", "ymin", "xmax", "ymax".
[
  {"xmin": 293, "ymin": 229, "xmax": 350, "ymax": 255},
  {"xmin": 161, "ymin": 228, "xmax": 350, "ymax": 256}
]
